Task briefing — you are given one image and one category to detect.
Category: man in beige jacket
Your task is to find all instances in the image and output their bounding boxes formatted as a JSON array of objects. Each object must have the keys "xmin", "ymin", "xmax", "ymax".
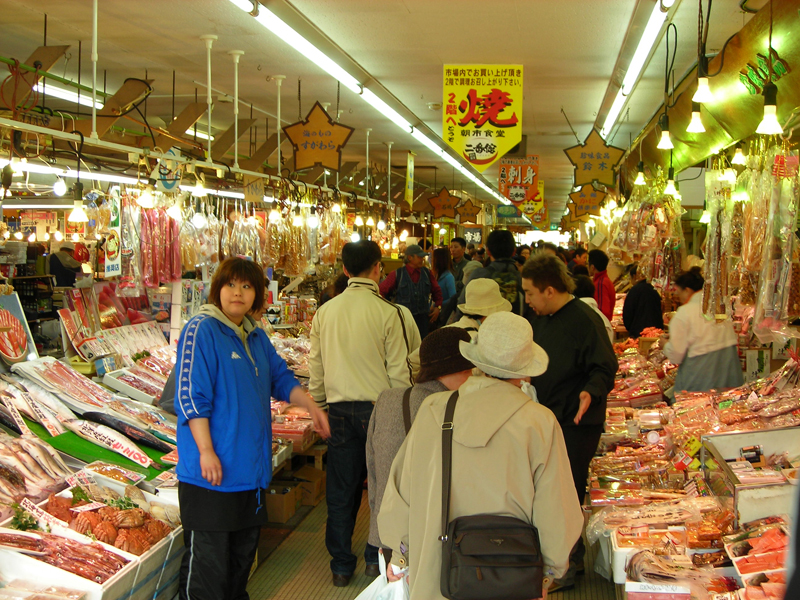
[
  {"xmin": 378, "ymin": 312, "xmax": 583, "ymax": 599},
  {"xmin": 310, "ymin": 240, "xmax": 421, "ymax": 586}
]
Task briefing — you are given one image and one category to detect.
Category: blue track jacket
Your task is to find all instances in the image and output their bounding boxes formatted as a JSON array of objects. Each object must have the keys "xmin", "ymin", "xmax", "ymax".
[{"xmin": 175, "ymin": 305, "xmax": 300, "ymax": 492}]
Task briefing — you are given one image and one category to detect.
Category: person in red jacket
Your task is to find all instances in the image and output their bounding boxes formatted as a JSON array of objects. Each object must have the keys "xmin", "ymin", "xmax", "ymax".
[{"xmin": 588, "ymin": 249, "xmax": 615, "ymax": 321}]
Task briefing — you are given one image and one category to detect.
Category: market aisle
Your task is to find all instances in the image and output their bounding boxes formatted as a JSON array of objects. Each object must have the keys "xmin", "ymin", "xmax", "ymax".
[{"xmin": 248, "ymin": 491, "xmax": 616, "ymax": 600}]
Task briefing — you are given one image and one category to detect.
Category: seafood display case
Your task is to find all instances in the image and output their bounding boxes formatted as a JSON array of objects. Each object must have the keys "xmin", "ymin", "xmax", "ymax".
[{"xmin": 701, "ymin": 428, "xmax": 799, "ymax": 527}]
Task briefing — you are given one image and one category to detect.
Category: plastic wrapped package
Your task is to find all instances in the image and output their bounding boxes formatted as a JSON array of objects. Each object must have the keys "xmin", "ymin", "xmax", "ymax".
[
  {"xmin": 118, "ymin": 195, "xmax": 143, "ymax": 296},
  {"xmin": 615, "ymin": 210, "xmax": 631, "ymax": 249},
  {"xmin": 626, "ymin": 203, "xmax": 644, "ymax": 251},
  {"xmin": 742, "ymin": 163, "xmax": 771, "ymax": 272},
  {"xmin": 730, "ymin": 199, "xmax": 744, "ymax": 257}
]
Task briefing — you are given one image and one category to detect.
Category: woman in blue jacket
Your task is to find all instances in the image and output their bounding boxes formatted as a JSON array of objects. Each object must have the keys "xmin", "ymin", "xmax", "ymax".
[{"xmin": 176, "ymin": 257, "xmax": 329, "ymax": 600}]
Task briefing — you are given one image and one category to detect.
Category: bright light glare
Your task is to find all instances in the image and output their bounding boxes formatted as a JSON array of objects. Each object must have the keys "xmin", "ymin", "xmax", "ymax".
[
  {"xmin": 34, "ymin": 83, "xmax": 104, "ymax": 109},
  {"xmin": 361, "ymin": 88, "xmax": 411, "ymax": 132},
  {"xmin": 253, "ymin": 8, "xmax": 361, "ymax": 93}
]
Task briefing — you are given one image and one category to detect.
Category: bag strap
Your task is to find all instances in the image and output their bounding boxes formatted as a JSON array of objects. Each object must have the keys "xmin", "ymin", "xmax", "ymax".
[
  {"xmin": 439, "ymin": 390, "xmax": 460, "ymax": 542},
  {"xmin": 402, "ymin": 387, "xmax": 413, "ymax": 434}
]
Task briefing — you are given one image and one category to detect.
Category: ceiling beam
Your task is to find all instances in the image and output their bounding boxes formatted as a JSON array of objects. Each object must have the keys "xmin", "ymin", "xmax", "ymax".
[
  {"xmin": 210, "ymin": 118, "xmax": 257, "ymax": 161},
  {"xmin": 152, "ymin": 102, "xmax": 206, "ymax": 150},
  {"xmin": 0, "ymin": 45, "xmax": 69, "ymax": 108},
  {"xmin": 71, "ymin": 78, "xmax": 153, "ymax": 138}
]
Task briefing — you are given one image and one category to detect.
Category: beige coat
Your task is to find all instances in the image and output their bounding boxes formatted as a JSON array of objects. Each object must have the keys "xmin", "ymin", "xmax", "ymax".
[
  {"xmin": 309, "ymin": 277, "xmax": 421, "ymax": 407},
  {"xmin": 377, "ymin": 376, "xmax": 583, "ymax": 600}
]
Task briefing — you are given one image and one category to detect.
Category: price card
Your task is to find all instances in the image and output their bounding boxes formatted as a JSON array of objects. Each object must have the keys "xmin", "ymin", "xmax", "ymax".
[
  {"xmin": 18, "ymin": 391, "xmax": 61, "ymax": 437},
  {"xmin": 1, "ymin": 396, "xmax": 31, "ymax": 435},
  {"xmin": 70, "ymin": 501, "xmax": 107, "ymax": 513},
  {"xmin": 20, "ymin": 497, "xmax": 68, "ymax": 528}
]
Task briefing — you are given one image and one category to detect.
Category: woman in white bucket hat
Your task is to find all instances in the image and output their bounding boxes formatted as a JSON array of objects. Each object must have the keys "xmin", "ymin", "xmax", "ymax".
[{"xmin": 379, "ymin": 311, "xmax": 583, "ymax": 600}]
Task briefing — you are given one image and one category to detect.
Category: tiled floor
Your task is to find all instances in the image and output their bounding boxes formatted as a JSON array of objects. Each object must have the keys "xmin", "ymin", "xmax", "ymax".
[{"xmin": 247, "ymin": 492, "xmax": 616, "ymax": 600}]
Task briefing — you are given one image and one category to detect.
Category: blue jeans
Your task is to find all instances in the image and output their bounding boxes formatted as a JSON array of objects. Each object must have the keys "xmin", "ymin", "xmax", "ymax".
[
  {"xmin": 326, "ymin": 401, "xmax": 380, "ymax": 575},
  {"xmin": 412, "ymin": 312, "xmax": 430, "ymax": 340}
]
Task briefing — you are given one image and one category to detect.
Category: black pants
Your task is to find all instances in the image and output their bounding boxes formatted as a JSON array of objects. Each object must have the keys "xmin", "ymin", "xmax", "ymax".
[
  {"xmin": 179, "ymin": 526, "xmax": 260, "ymax": 600},
  {"xmin": 412, "ymin": 313, "xmax": 430, "ymax": 339},
  {"xmin": 561, "ymin": 423, "xmax": 603, "ymax": 571},
  {"xmin": 326, "ymin": 401, "xmax": 380, "ymax": 575}
]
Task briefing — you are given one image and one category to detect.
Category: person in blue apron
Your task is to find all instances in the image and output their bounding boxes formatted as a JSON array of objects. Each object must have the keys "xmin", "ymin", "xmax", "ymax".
[{"xmin": 662, "ymin": 267, "xmax": 743, "ymax": 398}]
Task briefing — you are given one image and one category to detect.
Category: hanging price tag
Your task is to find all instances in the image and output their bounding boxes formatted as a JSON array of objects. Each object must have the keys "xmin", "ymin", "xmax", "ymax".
[{"xmin": 70, "ymin": 502, "xmax": 107, "ymax": 513}]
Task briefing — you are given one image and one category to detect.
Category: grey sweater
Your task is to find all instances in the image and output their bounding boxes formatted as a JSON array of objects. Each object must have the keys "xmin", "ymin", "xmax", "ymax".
[{"xmin": 366, "ymin": 379, "xmax": 448, "ymax": 548}]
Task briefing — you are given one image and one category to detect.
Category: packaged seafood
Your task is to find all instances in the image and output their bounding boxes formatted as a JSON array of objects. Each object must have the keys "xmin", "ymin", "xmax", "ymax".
[{"xmin": 62, "ymin": 420, "xmax": 158, "ymax": 470}]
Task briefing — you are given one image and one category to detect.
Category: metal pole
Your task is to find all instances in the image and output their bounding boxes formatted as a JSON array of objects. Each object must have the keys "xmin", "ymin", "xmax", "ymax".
[
  {"xmin": 386, "ymin": 141, "xmax": 393, "ymax": 204},
  {"xmin": 90, "ymin": 0, "xmax": 98, "ymax": 139},
  {"xmin": 364, "ymin": 128, "xmax": 371, "ymax": 199},
  {"xmin": 274, "ymin": 75, "xmax": 285, "ymax": 171},
  {"xmin": 229, "ymin": 50, "xmax": 244, "ymax": 169},
  {"xmin": 200, "ymin": 35, "xmax": 218, "ymax": 159}
]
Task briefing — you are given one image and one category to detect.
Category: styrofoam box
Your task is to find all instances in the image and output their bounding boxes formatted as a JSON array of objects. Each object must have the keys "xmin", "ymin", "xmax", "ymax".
[
  {"xmin": 0, "ymin": 527, "xmax": 139, "ymax": 600},
  {"xmin": 103, "ymin": 369, "xmax": 158, "ymax": 404}
]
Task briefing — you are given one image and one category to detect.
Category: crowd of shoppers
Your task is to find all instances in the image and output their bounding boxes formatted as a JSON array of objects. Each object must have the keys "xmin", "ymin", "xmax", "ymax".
[{"xmin": 175, "ymin": 234, "xmax": 757, "ymax": 600}]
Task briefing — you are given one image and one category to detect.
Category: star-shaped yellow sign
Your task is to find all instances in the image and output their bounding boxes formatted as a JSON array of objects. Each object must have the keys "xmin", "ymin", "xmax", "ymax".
[
  {"xmin": 427, "ymin": 187, "xmax": 459, "ymax": 219},
  {"xmin": 283, "ymin": 102, "xmax": 354, "ymax": 171},
  {"xmin": 456, "ymin": 199, "xmax": 481, "ymax": 223},
  {"xmin": 568, "ymin": 184, "xmax": 606, "ymax": 218},
  {"xmin": 564, "ymin": 129, "xmax": 625, "ymax": 187}
]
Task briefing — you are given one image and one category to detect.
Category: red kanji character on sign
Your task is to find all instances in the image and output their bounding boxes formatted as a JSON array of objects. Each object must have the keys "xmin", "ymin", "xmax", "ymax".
[{"xmin": 458, "ymin": 88, "xmax": 519, "ymax": 128}]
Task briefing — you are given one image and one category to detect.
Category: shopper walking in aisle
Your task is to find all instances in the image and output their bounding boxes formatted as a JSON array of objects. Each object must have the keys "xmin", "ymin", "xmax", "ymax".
[
  {"xmin": 449, "ymin": 237, "xmax": 470, "ymax": 294},
  {"xmin": 366, "ymin": 327, "xmax": 475, "ymax": 562},
  {"xmin": 378, "ymin": 312, "xmax": 583, "ymax": 600},
  {"xmin": 622, "ymin": 266, "xmax": 664, "ymax": 338},
  {"xmin": 456, "ymin": 229, "xmax": 527, "ymax": 316},
  {"xmin": 568, "ymin": 247, "xmax": 587, "ymax": 273},
  {"xmin": 431, "ymin": 247, "xmax": 456, "ymax": 307},
  {"xmin": 175, "ymin": 257, "xmax": 329, "ymax": 600},
  {"xmin": 521, "ymin": 254, "xmax": 618, "ymax": 591},
  {"xmin": 573, "ymin": 274, "xmax": 615, "ymax": 345},
  {"xmin": 517, "ymin": 244, "xmax": 531, "ymax": 260},
  {"xmin": 380, "ymin": 243, "xmax": 443, "ymax": 339},
  {"xmin": 588, "ymin": 249, "xmax": 616, "ymax": 321},
  {"xmin": 662, "ymin": 267, "xmax": 743, "ymax": 396},
  {"xmin": 311, "ymin": 240, "xmax": 422, "ymax": 587}
]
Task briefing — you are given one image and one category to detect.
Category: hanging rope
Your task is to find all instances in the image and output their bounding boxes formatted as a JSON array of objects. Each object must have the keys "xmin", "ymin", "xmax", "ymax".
[
  {"xmin": 297, "ymin": 78, "xmax": 302, "ymax": 119},
  {"xmin": 336, "ymin": 81, "xmax": 340, "ymax": 122},
  {"xmin": 560, "ymin": 108, "xmax": 581, "ymax": 144}
]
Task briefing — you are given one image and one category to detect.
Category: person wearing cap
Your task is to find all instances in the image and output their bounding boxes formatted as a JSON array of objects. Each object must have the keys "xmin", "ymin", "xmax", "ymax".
[
  {"xmin": 521, "ymin": 254, "xmax": 618, "ymax": 591},
  {"xmin": 48, "ymin": 241, "xmax": 82, "ymax": 287},
  {"xmin": 378, "ymin": 312, "xmax": 583, "ymax": 599},
  {"xmin": 366, "ymin": 328, "xmax": 475, "ymax": 565},
  {"xmin": 379, "ymin": 244, "xmax": 443, "ymax": 339}
]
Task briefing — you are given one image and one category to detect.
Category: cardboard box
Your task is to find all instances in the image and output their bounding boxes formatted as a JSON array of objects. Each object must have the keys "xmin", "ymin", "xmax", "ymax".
[
  {"xmin": 265, "ymin": 485, "xmax": 297, "ymax": 524},
  {"xmin": 271, "ymin": 481, "xmax": 303, "ymax": 510},
  {"xmin": 293, "ymin": 465, "xmax": 326, "ymax": 506}
]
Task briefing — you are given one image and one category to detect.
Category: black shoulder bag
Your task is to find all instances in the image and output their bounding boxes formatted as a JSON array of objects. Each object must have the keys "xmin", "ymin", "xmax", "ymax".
[
  {"xmin": 439, "ymin": 391, "xmax": 544, "ymax": 600},
  {"xmin": 402, "ymin": 387, "xmax": 413, "ymax": 434}
]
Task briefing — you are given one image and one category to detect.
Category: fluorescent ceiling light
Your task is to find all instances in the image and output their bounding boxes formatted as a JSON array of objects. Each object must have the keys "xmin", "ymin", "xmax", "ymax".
[
  {"xmin": 186, "ymin": 128, "xmax": 214, "ymax": 141},
  {"xmin": 178, "ymin": 185, "xmax": 245, "ymax": 199},
  {"xmin": 360, "ymin": 88, "xmax": 411, "ymax": 132},
  {"xmin": 228, "ymin": 0, "xmax": 256, "ymax": 11},
  {"xmin": 0, "ymin": 159, "xmax": 64, "ymax": 175},
  {"xmin": 250, "ymin": 6, "xmax": 361, "ymax": 93},
  {"xmin": 2, "ymin": 202, "xmax": 74, "ymax": 209},
  {"xmin": 34, "ymin": 82, "xmax": 103, "ymax": 109},
  {"xmin": 62, "ymin": 170, "xmax": 138, "ymax": 185},
  {"xmin": 411, "ymin": 128, "xmax": 444, "ymax": 155},
  {"xmin": 601, "ymin": 2, "xmax": 668, "ymax": 138}
]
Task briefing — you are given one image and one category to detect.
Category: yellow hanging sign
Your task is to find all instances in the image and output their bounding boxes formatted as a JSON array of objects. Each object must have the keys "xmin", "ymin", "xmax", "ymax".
[{"xmin": 443, "ymin": 65, "xmax": 523, "ymax": 172}]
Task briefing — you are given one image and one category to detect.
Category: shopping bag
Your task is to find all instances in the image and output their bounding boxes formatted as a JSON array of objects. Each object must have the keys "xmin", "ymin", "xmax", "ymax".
[{"xmin": 353, "ymin": 551, "xmax": 409, "ymax": 600}]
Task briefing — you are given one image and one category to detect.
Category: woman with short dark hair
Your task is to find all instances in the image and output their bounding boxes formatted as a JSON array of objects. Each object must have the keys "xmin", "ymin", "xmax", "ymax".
[
  {"xmin": 176, "ymin": 257, "xmax": 329, "ymax": 599},
  {"xmin": 662, "ymin": 267, "xmax": 743, "ymax": 395}
]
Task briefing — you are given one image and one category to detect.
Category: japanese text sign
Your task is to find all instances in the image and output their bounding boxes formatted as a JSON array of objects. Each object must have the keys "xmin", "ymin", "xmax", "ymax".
[
  {"xmin": 283, "ymin": 102, "xmax": 354, "ymax": 172},
  {"xmin": 104, "ymin": 193, "xmax": 121, "ymax": 278},
  {"xmin": 568, "ymin": 184, "xmax": 606, "ymax": 218},
  {"xmin": 456, "ymin": 199, "xmax": 481, "ymax": 223},
  {"xmin": 427, "ymin": 187, "xmax": 459, "ymax": 219},
  {"xmin": 462, "ymin": 226, "xmax": 482, "ymax": 245},
  {"xmin": 443, "ymin": 65, "xmax": 523, "ymax": 172},
  {"xmin": 498, "ymin": 156, "xmax": 539, "ymax": 208},
  {"xmin": 563, "ymin": 129, "xmax": 624, "ymax": 188}
]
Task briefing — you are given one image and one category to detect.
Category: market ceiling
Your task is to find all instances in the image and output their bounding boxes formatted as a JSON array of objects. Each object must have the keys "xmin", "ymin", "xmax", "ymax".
[{"xmin": 0, "ymin": 0, "xmax": 759, "ymax": 223}]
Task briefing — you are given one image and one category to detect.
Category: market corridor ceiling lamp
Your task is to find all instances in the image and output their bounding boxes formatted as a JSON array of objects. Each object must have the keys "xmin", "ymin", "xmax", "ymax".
[
  {"xmin": 731, "ymin": 146, "xmax": 746, "ymax": 166},
  {"xmin": 663, "ymin": 168, "xmax": 678, "ymax": 196},
  {"xmin": 634, "ymin": 162, "xmax": 646, "ymax": 186},
  {"xmin": 656, "ymin": 115, "xmax": 673, "ymax": 150},
  {"xmin": 62, "ymin": 170, "xmax": 138, "ymax": 185},
  {"xmin": 756, "ymin": 82, "xmax": 783, "ymax": 135},
  {"xmin": 686, "ymin": 103, "xmax": 705, "ymax": 134},
  {"xmin": 692, "ymin": 77, "xmax": 712, "ymax": 104},
  {"xmin": 600, "ymin": 0, "xmax": 671, "ymax": 138}
]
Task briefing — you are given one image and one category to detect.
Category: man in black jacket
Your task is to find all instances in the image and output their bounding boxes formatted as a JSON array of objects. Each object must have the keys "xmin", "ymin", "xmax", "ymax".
[
  {"xmin": 455, "ymin": 229, "xmax": 528, "ymax": 316},
  {"xmin": 622, "ymin": 266, "xmax": 664, "ymax": 338},
  {"xmin": 522, "ymin": 254, "xmax": 618, "ymax": 591}
]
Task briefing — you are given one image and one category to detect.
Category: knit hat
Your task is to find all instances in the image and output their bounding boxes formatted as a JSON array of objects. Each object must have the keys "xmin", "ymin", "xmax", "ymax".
[
  {"xmin": 416, "ymin": 327, "xmax": 475, "ymax": 383},
  {"xmin": 459, "ymin": 312, "xmax": 549, "ymax": 379},
  {"xmin": 60, "ymin": 241, "xmax": 75, "ymax": 251},
  {"xmin": 458, "ymin": 279, "xmax": 512, "ymax": 317}
]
